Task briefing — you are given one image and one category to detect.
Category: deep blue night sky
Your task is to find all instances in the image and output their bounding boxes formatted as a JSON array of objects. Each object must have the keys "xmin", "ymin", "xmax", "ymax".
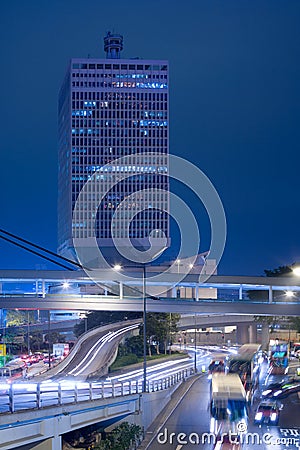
[{"xmin": 1, "ymin": 1, "xmax": 300, "ymax": 275}]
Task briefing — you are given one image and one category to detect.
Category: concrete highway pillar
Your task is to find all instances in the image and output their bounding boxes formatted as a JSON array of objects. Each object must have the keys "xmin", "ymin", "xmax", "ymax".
[
  {"xmin": 28, "ymin": 436, "xmax": 61, "ymax": 449},
  {"xmin": 268, "ymin": 286, "xmax": 273, "ymax": 303},
  {"xmin": 236, "ymin": 323, "xmax": 249, "ymax": 344},
  {"xmin": 42, "ymin": 280, "xmax": 46, "ymax": 298},
  {"xmin": 261, "ymin": 322, "xmax": 270, "ymax": 350},
  {"xmin": 249, "ymin": 323, "xmax": 258, "ymax": 343},
  {"xmin": 51, "ymin": 436, "xmax": 62, "ymax": 450},
  {"xmin": 239, "ymin": 285, "xmax": 243, "ymax": 300}
]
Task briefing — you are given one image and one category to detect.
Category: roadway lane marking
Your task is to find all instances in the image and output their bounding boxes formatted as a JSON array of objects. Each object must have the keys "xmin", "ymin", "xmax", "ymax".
[
  {"xmin": 69, "ymin": 324, "xmax": 139, "ymax": 376},
  {"xmin": 68, "ymin": 331, "xmax": 113, "ymax": 374}
]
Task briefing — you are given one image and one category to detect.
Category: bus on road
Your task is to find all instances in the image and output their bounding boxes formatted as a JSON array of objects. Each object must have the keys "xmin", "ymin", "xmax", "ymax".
[
  {"xmin": 226, "ymin": 343, "xmax": 261, "ymax": 400},
  {"xmin": 268, "ymin": 339, "xmax": 289, "ymax": 375},
  {"xmin": 210, "ymin": 373, "xmax": 248, "ymax": 435}
]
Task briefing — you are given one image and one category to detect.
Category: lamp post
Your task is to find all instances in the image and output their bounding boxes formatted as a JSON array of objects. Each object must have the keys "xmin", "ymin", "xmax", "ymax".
[
  {"xmin": 27, "ymin": 311, "xmax": 31, "ymax": 355},
  {"xmin": 142, "ymin": 263, "xmax": 147, "ymax": 393},
  {"xmin": 1, "ymin": 311, "xmax": 7, "ymax": 364},
  {"xmin": 47, "ymin": 310, "xmax": 51, "ymax": 369},
  {"xmin": 169, "ymin": 312, "xmax": 172, "ymax": 355},
  {"xmin": 113, "ymin": 248, "xmax": 166, "ymax": 393},
  {"xmin": 114, "ymin": 263, "xmax": 147, "ymax": 392},
  {"xmin": 194, "ymin": 314, "xmax": 197, "ymax": 373},
  {"xmin": 47, "ymin": 281, "xmax": 70, "ymax": 369},
  {"xmin": 285, "ymin": 291, "xmax": 294, "ymax": 346}
]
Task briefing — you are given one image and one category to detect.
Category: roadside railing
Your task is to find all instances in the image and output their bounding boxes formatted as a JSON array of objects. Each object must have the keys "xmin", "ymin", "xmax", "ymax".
[{"xmin": 0, "ymin": 367, "xmax": 195, "ymax": 414}]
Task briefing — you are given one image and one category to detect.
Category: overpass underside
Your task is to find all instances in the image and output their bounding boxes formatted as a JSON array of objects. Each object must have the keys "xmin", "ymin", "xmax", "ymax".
[
  {"xmin": 0, "ymin": 395, "xmax": 140, "ymax": 450},
  {"xmin": 1, "ymin": 295, "xmax": 300, "ymax": 317}
]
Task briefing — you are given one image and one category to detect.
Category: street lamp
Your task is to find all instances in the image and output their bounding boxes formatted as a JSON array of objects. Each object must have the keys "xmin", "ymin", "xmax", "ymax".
[
  {"xmin": 113, "ymin": 248, "xmax": 166, "ymax": 393},
  {"xmin": 114, "ymin": 263, "xmax": 147, "ymax": 392},
  {"xmin": 292, "ymin": 266, "xmax": 300, "ymax": 277},
  {"xmin": 47, "ymin": 282, "xmax": 70, "ymax": 368},
  {"xmin": 27, "ymin": 311, "xmax": 31, "ymax": 356},
  {"xmin": 47, "ymin": 310, "xmax": 51, "ymax": 368},
  {"xmin": 285, "ymin": 290, "xmax": 294, "ymax": 298},
  {"xmin": 168, "ymin": 312, "xmax": 172, "ymax": 355},
  {"xmin": 194, "ymin": 315, "xmax": 197, "ymax": 373}
]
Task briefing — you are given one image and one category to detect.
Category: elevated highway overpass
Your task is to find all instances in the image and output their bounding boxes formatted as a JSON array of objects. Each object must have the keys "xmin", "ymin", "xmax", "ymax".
[
  {"xmin": 1, "ymin": 269, "xmax": 299, "ymax": 349},
  {"xmin": 1, "ymin": 294, "xmax": 300, "ymax": 316},
  {"xmin": 1, "ymin": 270, "xmax": 300, "ymax": 303},
  {"xmin": 178, "ymin": 313, "xmax": 256, "ymax": 329}
]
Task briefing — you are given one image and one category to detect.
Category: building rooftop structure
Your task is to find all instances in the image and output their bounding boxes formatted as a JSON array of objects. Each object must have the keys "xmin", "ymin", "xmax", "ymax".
[{"xmin": 58, "ymin": 32, "xmax": 170, "ymax": 268}]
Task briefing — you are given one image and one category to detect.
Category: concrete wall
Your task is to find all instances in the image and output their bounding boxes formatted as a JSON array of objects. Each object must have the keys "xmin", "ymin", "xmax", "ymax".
[
  {"xmin": 138, "ymin": 384, "xmax": 180, "ymax": 431},
  {"xmin": 0, "ymin": 396, "xmax": 139, "ymax": 450},
  {"xmin": 0, "ymin": 381, "xmax": 185, "ymax": 450}
]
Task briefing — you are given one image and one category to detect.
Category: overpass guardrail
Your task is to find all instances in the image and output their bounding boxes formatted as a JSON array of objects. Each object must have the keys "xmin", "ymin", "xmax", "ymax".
[{"xmin": 0, "ymin": 367, "xmax": 195, "ymax": 414}]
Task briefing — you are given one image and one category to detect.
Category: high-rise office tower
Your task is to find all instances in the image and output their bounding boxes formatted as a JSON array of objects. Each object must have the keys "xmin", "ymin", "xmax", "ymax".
[{"xmin": 58, "ymin": 33, "xmax": 169, "ymax": 266}]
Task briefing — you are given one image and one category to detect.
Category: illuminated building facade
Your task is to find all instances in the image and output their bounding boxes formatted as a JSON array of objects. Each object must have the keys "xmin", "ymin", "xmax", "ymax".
[{"xmin": 58, "ymin": 33, "xmax": 169, "ymax": 264}]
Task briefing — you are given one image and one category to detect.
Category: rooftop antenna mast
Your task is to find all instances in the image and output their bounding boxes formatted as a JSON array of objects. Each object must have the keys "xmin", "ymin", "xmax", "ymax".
[{"xmin": 104, "ymin": 31, "xmax": 123, "ymax": 59}]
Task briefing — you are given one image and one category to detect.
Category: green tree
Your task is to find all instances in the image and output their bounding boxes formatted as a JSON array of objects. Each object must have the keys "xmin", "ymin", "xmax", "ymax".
[
  {"xmin": 30, "ymin": 331, "xmax": 45, "ymax": 351},
  {"xmin": 264, "ymin": 266, "xmax": 293, "ymax": 277},
  {"xmin": 118, "ymin": 335, "xmax": 144, "ymax": 358},
  {"xmin": 145, "ymin": 312, "xmax": 180, "ymax": 355},
  {"xmin": 249, "ymin": 264, "xmax": 300, "ymax": 338},
  {"xmin": 113, "ymin": 313, "xmax": 180, "ymax": 360},
  {"xmin": 44, "ymin": 331, "xmax": 65, "ymax": 346},
  {"xmin": 290, "ymin": 317, "xmax": 300, "ymax": 333},
  {"xmin": 6, "ymin": 310, "xmax": 35, "ymax": 326},
  {"xmin": 248, "ymin": 264, "xmax": 296, "ymax": 301},
  {"xmin": 94, "ymin": 422, "xmax": 143, "ymax": 450},
  {"xmin": 4, "ymin": 330, "xmax": 25, "ymax": 354}
]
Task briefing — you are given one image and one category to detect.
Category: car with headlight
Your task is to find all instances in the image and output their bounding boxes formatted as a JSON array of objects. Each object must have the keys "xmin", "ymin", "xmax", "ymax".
[
  {"xmin": 254, "ymin": 400, "xmax": 280, "ymax": 425},
  {"xmin": 262, "ymin": 379, "xmax": 300, "ymax": 399},
  {"xmin": 207, "ymin": 354, "xmax": 226, "ymax": 379}
]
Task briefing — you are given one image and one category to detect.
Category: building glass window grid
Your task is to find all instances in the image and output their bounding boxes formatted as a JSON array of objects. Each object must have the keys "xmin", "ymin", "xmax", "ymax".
[{"xmin": 58, "ymin": 53, "xmax": 169, "ymax": 251}]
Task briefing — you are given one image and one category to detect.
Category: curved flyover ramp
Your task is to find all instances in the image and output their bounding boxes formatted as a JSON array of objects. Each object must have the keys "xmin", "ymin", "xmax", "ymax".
[{"xmin": 37, "ymin": 319, "xmax": 141, "ymax": 381}]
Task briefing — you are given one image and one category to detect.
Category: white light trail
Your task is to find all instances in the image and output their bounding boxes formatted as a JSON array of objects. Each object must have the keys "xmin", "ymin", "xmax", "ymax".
[{"xmin": 69, "ymin": 324, "xmax": 138, "ymax": 376}]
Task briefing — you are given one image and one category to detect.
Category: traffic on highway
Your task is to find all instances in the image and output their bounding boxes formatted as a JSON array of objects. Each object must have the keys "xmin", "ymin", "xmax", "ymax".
[
  {"xmin": 147, "ymin": 343, "xmax": 300, "ymax": 450},
  {"xmin": 0, "ymin": 324, "xmax": 300, "ymax": 450}
]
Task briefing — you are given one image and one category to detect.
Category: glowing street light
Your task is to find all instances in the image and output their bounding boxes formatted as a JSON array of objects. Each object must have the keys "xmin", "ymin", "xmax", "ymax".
[
  {"xmin": 114, "ymin": 263, "xmax": 147, "ymax": 392},
  {"xmin": 47, "ymin": 281, "xmax": 70, "ymax": 368},
  {"xmin": 293, "ymin": 267, "xmax": 300, "ymax": 277},
  {"xmin": 113, "ymin": 247, "xmax": 167, "ymax": 393},
  {"xmin": 285, "ymin": 290, "xmax": 294, "ymax": 298}
]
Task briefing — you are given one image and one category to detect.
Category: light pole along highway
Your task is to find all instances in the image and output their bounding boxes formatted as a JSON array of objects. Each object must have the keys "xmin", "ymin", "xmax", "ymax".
[
  {"xmin": 113, "ymin": 246, "xmax": 167, "ymax": 393},
  {"xmin": 114, "ymin": 263, "xmax": 148, "ymax": 392},
  {"xmin": 47, "ymin": 281, "xmax": 70, "ymax": 368}
]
